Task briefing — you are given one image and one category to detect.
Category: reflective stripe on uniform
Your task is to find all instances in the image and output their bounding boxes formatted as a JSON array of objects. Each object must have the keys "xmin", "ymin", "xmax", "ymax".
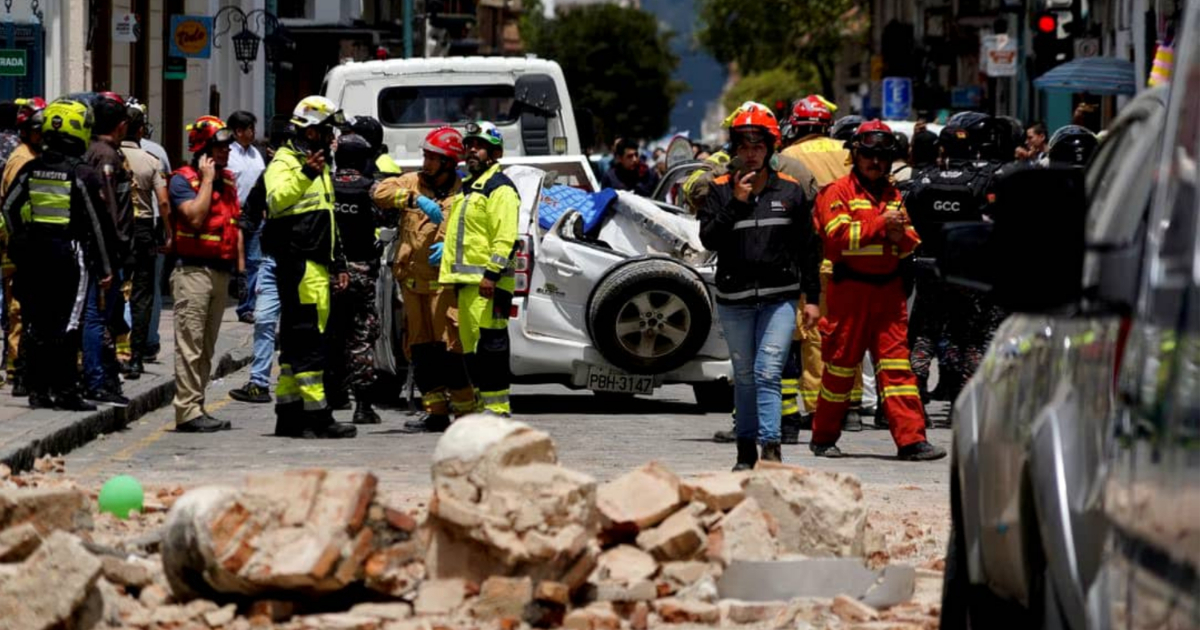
[
  {"xmin": 881, "ymin": 385, "xmax": 921, "ymax": 398},
  {"xmin": 819, "ymin": 386, "xmax": 850, "ymax": 402},
  {"xmin": 715, "ymin": 283, "xmax": 801, "ymax": 301},
  {"xmin": 489, "ymin": 253, "xmax": 509, "ymax": 267},
  {"xmin": 732, "ymin": 217, "xmax": 794, "ymax": 230},
  {"xmin": 826, "ymin": 363, "xmax": 857, "ymax": 378},
  {"xmin": 842, "ymin": 244, "xmax": 884, "ymax": 256},
  {"xmin": 28, "ymin": 178, "xmax": 72, "ymax": 225},
  {"xmin": 480, "ymin": 389, "xmax": 511, "ymax": 414},
  {"xmin": 849, "ymin": 221, "xmax": 861, "ymax": 250},
  {"xmin": 848, "ymin": 199, "xmax": 873, "ymax": 211},
  {"xmin": 824, "ymin": 215, "xmax": 850, "ymax": 234},
  {"xmin": 878, "ymin": 358, "xmax": 911, "ymax": 371}
]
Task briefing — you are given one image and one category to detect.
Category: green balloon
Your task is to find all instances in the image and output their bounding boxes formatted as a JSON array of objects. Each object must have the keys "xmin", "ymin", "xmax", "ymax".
[{"xmin": 98, "ymin": 475, "xmax": 144, "ymax": 519}]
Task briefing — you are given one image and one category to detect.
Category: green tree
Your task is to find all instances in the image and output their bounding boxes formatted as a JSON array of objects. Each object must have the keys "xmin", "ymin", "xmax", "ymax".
[
  {"xmin": 696, "ymin": 0, "xmax": 868, "ymax": 97},
  {"xmin": 722, "ymin": 66, "xmax": 820, "ymax": 113},
  {"xmin": 527, "ymin": 4, "xmax": 684, "ymax": 148}
]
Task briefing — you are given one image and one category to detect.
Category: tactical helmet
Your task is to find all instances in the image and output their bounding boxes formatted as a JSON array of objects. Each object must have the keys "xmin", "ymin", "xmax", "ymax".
[
  {"xmin": 945, "ymin": 111, "xmax": 1004, "ymax": 160},
  {"xmin": 830, "ymin": 115, "xmax": 864, "ymax": 142},
  {"xmin": 1047, "ymin": 125, "xmax": 1098, "ymax": 167},
  {"xmin": 348, "ymin": 116, "xmax": 385, "ymax": 152},
  {"xmin": 334, "ymin": 133, "xmax": 374, "ymax": 172}
]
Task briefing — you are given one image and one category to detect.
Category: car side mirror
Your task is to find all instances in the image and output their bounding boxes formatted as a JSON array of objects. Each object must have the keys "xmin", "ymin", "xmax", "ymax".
[{"xmin": 938, "ymin": 166, "xmax": 1089, "ymax": 313}]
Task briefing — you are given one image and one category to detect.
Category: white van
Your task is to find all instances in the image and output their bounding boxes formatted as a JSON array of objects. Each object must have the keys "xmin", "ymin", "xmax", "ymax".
[{"xmin": 321, "ymin": 57, "xmax": 583, "ymax": 161}]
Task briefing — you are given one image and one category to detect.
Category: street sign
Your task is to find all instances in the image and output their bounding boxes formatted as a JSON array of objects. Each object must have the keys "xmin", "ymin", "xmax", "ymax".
[
  {"xmin": 881, "ymin": 77, "xmax": 912, "ymax": 120},
  {"xmin": 950, "ymin": 86, "xmax": 983, "ymax": 108},
  {"xmin": 113, "ymin": 12, "xmax": 139, "ymax": 43},
  {"xmin": 0, "ymin": 50, "xmax": 28, "ymax": 77},
  {"xmin": 164, "ymin": 56, "xmax": 187, "ymax": 81},
  {"xmin": 169, "ymin": 15, "xmax": 212, "ymax": 59},
  {"xmin": 983, "ymin": 34, "xmax": 1018, "ymax": 76}
]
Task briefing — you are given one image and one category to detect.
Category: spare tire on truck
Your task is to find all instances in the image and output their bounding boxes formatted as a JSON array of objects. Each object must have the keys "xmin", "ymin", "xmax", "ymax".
[{"xmin": 587, "ymin": 258, "xmax": 713, "ymax": 375}]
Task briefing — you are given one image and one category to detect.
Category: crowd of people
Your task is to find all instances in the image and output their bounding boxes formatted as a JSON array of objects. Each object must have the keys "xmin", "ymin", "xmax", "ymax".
[
  {"xmin": 0, "ymin": 93, "xmax": 519, "ymax": 440},
  {"xmin": 674, "ymin": 96, "xmax": 1098, "ymax": 469},
  {"xmin": 0, "ymin": 90, "xmax": 1097, "ymax": 460}
]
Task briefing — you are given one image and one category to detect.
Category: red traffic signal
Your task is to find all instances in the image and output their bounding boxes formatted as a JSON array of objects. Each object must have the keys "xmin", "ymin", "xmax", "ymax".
[{"xmin": 1037, "ymin": 13, "xmax": 1057, "ymax": 33}]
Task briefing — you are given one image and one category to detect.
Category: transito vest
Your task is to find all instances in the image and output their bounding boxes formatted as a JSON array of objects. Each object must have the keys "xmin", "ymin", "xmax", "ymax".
[
  {"xmin": 439, "ymin": 163, "xmax": 518, "ymax": 291},
  {"xmin": 172, "ymin": 165, "xmax": 240, "ymax": 262},
  {"xmin": 21, "ymin": 166, "xmax": 74, "ymax": 227}
]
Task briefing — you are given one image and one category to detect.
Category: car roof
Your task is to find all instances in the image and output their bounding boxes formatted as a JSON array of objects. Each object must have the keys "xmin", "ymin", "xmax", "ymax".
[{"xmin": 325, "ymin": 57, "xmax": 564, "ymax": 81}]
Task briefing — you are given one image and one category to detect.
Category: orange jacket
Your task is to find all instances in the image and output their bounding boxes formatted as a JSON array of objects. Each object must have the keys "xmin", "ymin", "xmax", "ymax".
[{"xmin": 814, "ymin": 172, "xmax": 919, "ymax": 276}]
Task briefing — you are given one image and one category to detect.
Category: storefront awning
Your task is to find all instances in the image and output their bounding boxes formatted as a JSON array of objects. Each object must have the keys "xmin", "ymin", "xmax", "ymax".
[{"xmin": 1034, "ymin": 57, "xmax": 1137, "ymax": 95}]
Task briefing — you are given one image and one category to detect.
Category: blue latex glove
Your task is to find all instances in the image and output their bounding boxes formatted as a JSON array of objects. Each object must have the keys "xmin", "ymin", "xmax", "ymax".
[
  {"xmin": 428, "ymin": 242, "xmax": 444, "ymax": 266},
  {"xmin": 416, "ymin": 195, "xmax": 443, "ymax": 224}
]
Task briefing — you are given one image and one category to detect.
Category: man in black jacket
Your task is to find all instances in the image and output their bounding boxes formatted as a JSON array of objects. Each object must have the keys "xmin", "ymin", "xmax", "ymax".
[{"xmin": 698, "ymin": 102, "xmax": 822, "ymax": 471}]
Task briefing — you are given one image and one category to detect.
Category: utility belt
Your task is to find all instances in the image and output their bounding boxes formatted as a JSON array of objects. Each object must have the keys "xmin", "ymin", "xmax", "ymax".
[{"xmin": 831, "ymin": 262, "xmax": 900, "ymax": 286}]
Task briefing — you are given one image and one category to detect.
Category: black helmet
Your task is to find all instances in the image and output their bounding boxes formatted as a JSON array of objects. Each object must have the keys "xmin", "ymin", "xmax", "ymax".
[
  {"xmin": 348, "ymin": 116, "xmax": 384, "ymax": 153},
  {"xmin": 334, "ymin": 133, "xmax": 373, "ymax": 172},
  {"xmin": 830, "ymin": 115, "xmax": 864, "ymax": 142},
  {"xmin": 1047, "ymin": 125, "xmax": 1098, "ymax": 167},
  {"xmin": 938, "ymin": 124, "xmax": 973, "ymax": 161},
  {"xmin": 946, "ymin": 111, "xmax": 1004, "ymax": 160}
]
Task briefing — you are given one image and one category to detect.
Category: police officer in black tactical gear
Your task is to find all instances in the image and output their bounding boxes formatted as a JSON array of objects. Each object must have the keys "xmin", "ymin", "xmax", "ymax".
[{"xmin": 903, "ymin": 112, "xmax": 1007, "ymax": 406}]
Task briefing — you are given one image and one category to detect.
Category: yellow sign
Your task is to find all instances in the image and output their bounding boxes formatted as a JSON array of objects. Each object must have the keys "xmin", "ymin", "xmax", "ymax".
[{"xmin": 169, "ymin": 15, "xmax": 212, "ymax": 59}]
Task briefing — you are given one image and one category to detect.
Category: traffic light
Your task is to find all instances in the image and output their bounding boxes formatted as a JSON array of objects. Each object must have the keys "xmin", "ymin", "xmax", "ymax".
[{"xmin": 1032, "ymin": 10, "xmax": 1075, "ymax": 76}]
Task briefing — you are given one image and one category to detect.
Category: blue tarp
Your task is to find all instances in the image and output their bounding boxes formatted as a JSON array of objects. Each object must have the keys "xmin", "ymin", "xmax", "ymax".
[
  {"xmin": 1034, "ymin": 57, "xmax": 1137, "ymax": 95},
  {"xmin": 537, "ymin": 187, "xmax": 618, "ymax": 235}
]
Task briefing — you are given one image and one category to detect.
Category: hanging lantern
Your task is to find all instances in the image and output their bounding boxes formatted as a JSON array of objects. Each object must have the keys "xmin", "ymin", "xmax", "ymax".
[{"xmin": 232, "ymin": 27, "xmax": 261, "ymax": 74}]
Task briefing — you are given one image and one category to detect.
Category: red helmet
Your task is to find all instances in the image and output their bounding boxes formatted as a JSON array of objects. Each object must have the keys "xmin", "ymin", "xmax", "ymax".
[
  {"xmin": 186, "ymin": 115, "xmax": 233, "ymax": 153},
  {"xmin": 848, "ymin": 119, "xmax": 898, "ymax": 154},
  {"xmin": 14, "ymin": 97, "xmax": 46, "ymax": 128},
  {"xmin": 789, "ymin": 95, "xmax": 833, "ymax": 126},
  {"xmin": 96, "ymin": 91, "xmax": 125, "ymax": 106},
  {"xmin": 728, "ymin": 102, "xmax": 782, "ymax": 148},
  {"xmin": 421, "ymin": 126, "xmax": 464, "ymax": 160}
]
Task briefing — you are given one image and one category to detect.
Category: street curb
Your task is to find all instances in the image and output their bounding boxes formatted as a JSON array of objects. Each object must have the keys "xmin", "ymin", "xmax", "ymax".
[{"xmin": 0, "ymin": 347, "xmax": 253, "ymax": 474}]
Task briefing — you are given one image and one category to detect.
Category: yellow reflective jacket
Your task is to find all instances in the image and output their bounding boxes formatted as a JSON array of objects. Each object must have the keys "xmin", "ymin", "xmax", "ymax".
[
  {"xmin": 439, "ymin": 163, "xmax": 519, "ymax": 291},
  {"xmin": 780, "ymin": 135, "xmax": 851, "ymax": 189},
  {"xmin": 264, "ymin": 144, "xmax": 341, "ymax": 267},
  {"xmin": 374, "ymin": 153, "xmax": 402, "ymax": 181}
]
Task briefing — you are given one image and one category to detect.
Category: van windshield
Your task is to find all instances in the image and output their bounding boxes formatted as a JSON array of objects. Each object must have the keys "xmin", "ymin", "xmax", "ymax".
[{"xmin": 378, "ymin": 85, "xmax": 517, "ymax": 127}]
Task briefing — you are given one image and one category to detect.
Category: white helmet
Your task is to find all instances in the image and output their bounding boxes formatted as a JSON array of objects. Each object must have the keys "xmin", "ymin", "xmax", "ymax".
[{"xmin": 290, "ymin": 95, "xmax": 343, "ymax": 129}]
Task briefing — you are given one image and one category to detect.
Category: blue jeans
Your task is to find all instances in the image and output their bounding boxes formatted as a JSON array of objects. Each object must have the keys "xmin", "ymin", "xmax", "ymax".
[
  {"xmin": 717, "ymin": 299, "xmax": 798, "ymax": 444},
  {"xmin": 237, "ymin": 227, "xmax": 263, "ymax": 318},
  {"xmin": 249, "ymin": 255, "xmax": 280, "ymax": 387},
  {"xmin": 83, "ymin": 274, "xmax": 125, "ymax": 391}
]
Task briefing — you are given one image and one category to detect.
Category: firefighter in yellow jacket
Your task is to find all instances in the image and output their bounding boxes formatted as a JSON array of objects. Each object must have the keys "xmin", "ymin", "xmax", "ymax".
[
  {"xmin": 374, "ymin": 126, "xmax": 476, "ymax": 431},
  {"xmin": 264, "ymin": 95, "xmax": 356, "ymax": 439},
  {"xmin": 437, "ymin": 121, "xmax": 519, "ymax": 416}
]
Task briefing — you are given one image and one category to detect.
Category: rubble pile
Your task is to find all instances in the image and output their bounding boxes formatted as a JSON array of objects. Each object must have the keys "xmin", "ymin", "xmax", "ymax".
[{"xmin": 0, "ymin": 420, "xmax": 943, "ymax": 630}]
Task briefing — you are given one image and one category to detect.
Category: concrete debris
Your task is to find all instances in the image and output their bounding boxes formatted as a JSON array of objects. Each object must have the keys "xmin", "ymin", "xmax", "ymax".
[
  {"xmin": 593, "ymin": 544, "xmax": 658, "ymax": 584},
  {"xmin": 414, "ymin": 578, "xmax": 469, "ymax": 616},
  {"xmin": 99, "ymin": 554, "xmax": 153, "ymax": 589},
  {"xmin": 680, "ymin": 473, "xmax": 746, "ymax": 513},
  {"xmin": 472, "ymin": 576, "xmax": 534, "ymax": 620},
  {"xmin": 707, "ymin": 497, "xmax": 779, "ymax": 564},
  {"xmin": 0, "ymin": 487, "xmax": 93, "ymax": 535},
  {"xmin": 205, "ymin": 603, "xmax": 239, "ymax": 627},
  {"xmin": 0, "ymin": 523, "xmax": 41, "ymax": 562},
  {"xmin": 720, "ymin": 599, "xmax": 789, "ymax": 624},
  {"xmin": 597, "ymin": 462, "xmax": 682, "ymax": 541},
  {"xmin": 654, "ymin": 597, "xmax": 720, "ymax": 624},
  {"xmin": 832, "ymin": 594, "xmax": 881, "ymax": 622},
  {"xmin": 742, "ymin": 463, "xmax": 867, "ymax": 557},
  {"xmin": 0, "ymin": 531, "xmax": 102, "ymax": 630},
  {"xmin": 349, "ymin": 602, "xmax": 414, "ymax": 620},
  {"xmin": 636, "ymin": 508, "xmax": 705, "ymax": 562},
  {"xmin": 659, "ymin": 561, "xmax": 715, "ymax": 588},
  {"xmin": 564, "ymin": 603, "xmax": 622, "ymax": 630}
]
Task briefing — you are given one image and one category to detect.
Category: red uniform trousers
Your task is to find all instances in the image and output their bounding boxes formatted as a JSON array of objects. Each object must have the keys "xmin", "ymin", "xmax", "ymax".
[{"xmin": 812, "ymin": 277, "xmax": 927, "ymax": 448}]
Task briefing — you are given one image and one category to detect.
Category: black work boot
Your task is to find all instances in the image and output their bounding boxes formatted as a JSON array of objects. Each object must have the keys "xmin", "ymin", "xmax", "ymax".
[
  {"xmin": 760, "ymin": 441, "xmax": 782, "ymax": 463},
  {"xmin": 781, "ymin": 414, "xmax": 802, "ymax": 444},
  {"xmin": 28, "ymin": 391, "xmax": 55, "ymax": 409},
  {"xmin": 353, "ymin": 399, "xmax": 382, "ymax": 425},
  {"xmin": 125, "ymin": 356, "xmax": 144, "ymax": 381},
  {"xmin": 898, "ymin": 440, "xmax": 947, "ymax": 461},
  {"xmin": 733, "ymin": 439, "xmax": 758, "ymax": 472},
  {"xmin": 713, "ymin": 412, "xmax": 737, "ymax": 442},
  {"xmin": 302, "ymin": 412, "xmax": 358, "ymax": 439},
  {"xmin": 401, "ymin": 413, "xmax": 450, "ymax": 433},
  {"xmin": 11, "ymin": 375, "xmax": 28, "ymax": 397}
]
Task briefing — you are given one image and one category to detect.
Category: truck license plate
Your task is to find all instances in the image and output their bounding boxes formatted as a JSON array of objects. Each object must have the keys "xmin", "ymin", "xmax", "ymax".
[{"xmin": 587, "ymin": 366, "xmax": 655, "ymax": 395}]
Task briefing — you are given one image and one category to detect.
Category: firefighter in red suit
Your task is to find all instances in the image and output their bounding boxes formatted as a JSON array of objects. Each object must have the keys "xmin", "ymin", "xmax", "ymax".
[{"xmin": 809, "ymin": 120, "xmax": 946, "ymax": 461}]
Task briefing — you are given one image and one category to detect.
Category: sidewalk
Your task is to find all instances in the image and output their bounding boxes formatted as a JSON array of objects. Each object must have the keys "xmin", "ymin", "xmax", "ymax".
[{"xmin": 0, "ymin": 307, "xmax": 253, "ymax": 473}]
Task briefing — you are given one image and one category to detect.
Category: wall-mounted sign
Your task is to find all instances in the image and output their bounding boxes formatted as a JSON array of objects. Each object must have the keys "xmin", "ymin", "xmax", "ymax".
[
  {"xmin": 982, "ymin": 35, "xmax": 1017, "ymax": 77},
  {"xmin": 0, "ymin": 50, "xmax": 28, "ymax": 77},
  {"xmin": 113, "ymin": 12, "xmax": 139, "ymax": 43},
  {"xmin": 164, "ymin": 56, "xmax": 188, "ymax": 81},
  {"xmin": 169, "ymin": 15, "xmax": 212, "ymax": 59}
]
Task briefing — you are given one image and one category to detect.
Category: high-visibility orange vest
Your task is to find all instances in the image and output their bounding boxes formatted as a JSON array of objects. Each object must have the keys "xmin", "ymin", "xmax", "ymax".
[{"xmin": 172, "ymin": 165, "xmax": 240, "ymax": 262}]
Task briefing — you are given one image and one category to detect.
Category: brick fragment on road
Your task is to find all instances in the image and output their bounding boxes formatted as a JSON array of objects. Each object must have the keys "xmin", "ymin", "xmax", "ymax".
[
  {"xmin": 681, "ymin": 473, "xmax": 747, "ymax": 512},
  {"xmin": 596, "ymin": 462, "xmax": 682, "ymax": 540},
  {"xmin": 706, "ymin": 497, "xmax": 779, "ymax": 564},
  {"xmin": 832, "ymin": 594, "xmax": 881, "ymax": 622},
  {"xmin": 472, "ymin": 576, "xmax": 534, "ymax": 620},
  {"xmin": 414, "ymin": 578, "xmax": 469, "ymax": 616},
  {"xmin": 654, "ymin": 597, "xmax": 721, "ymax": 624},
  {"xmin": 0, "ymin": 531, "xmax": 102, "ymax": 630},
  {"xmin": 720, "ymin": 599, "xmax": 789, "ymax": 624},
  {"xmin": 636, "ymin": 508, "xmax": 706, "ymax": 561},
  {"xmin": 100, "ymin": 555, "xmax": 153, "ymax": 588},
  {"xmin": 563, "ymin": 603, "xmax": 622, "ymax": 630},
  {"xmin": 0, "ymin": 487, "xmax": 92, "ymax": 535},
  {"xmin": 743, "ymin": 464, "xmax": 867, "ymax": 557},
  {"xmin": 0, "ymin": 522, "xmax": 41, "ymax": 562}
]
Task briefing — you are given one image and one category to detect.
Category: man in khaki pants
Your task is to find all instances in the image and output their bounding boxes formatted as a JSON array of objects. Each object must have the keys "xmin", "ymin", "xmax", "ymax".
[{"xmin": 167, "ymin": 116, "xmax": 244, "ymax": 432}]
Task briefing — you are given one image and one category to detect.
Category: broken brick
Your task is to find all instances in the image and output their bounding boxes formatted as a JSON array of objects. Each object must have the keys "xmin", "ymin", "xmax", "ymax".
[
  {"xmin": 596, "ymin": 462, "xmax": 682, "ymax": 539},
  {"xmin": 310, "ymin": 470, "xmax": 378, "ymax": 534},
  {"xmin": 0, "ymin": 523, "xmax": 41, "ymax": 562},
  {"xmin": 636, "ymin": 509, "xmax": 705, "ymax": 561},
  {"xmin": 0, "ymin": 487, "xmax": 92, "ymax": 535},
  {"xmin": 654, "ymin": 598, "xmax": 720, "ymax": 624},
  {"xmin": 680, "ymin": 473, "xmax": 746, "ymax": 512},
  {"xmin": 832, "ymin": 595, "xmax": 880, "ymax": 622},
  {"xmin": 472, "ymin": 576, "xmax": 534, "ymax": 620}
]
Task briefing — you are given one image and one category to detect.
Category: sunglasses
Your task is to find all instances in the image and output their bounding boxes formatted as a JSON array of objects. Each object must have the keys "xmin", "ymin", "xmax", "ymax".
[{"xmin": 212, "ymin": 128, "xmax": 235, "ymax": 145}]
